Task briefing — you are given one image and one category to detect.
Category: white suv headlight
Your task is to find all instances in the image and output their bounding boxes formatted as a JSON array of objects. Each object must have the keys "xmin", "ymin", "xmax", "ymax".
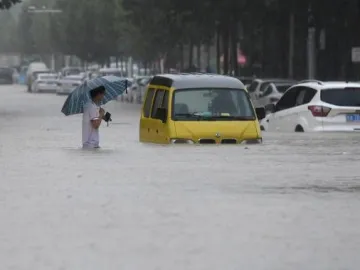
[{"xmin": 170, "ymin": 139, "xmax": 194, "ymax": 144}]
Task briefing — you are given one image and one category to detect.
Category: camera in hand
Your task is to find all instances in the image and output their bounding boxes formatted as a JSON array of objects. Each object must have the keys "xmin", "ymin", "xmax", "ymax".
[{"xmin": 102, "ymin": 112, "xmax": 112, "ymax": 124}]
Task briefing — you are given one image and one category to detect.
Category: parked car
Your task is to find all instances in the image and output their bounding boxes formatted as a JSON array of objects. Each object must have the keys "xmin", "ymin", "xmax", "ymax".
[
  {"xmin": 257, "ymin": 81, "xmax": 296, "ymax": 108},
  {"xmin": 247, "ymin": 78, "xmax": 297, "ymax": 107},
  {"xmin": 129, "ymin": 76, "xmax": 152, "ymax": 103},
  {"xmin": 119, "ymin": 78, "xmax": 134, "ymax": 102},
  {"xmin": 236, "ymin": 76, "xmax": 254, "ymax": 86},
  {"xmin": 139, "ymin": 76, "xmax": 152, "ymax": 103},
  {"xmin": 32, "ymin": 73, "xmax": 59, "ymax": 93},
  {"xmin": 97, "ymin": 68, "xmax": 124, "ymax": 77},
  {"xmin": 139, "ymin": 74, "xmax": 265, "ymax": 144},
  {"xmin": 0, "ymin": 67, "xmax": 15, "ymax": 84},
  {"xmin": 26, "ymin": 62, "xmax": 49, "ymax": 92},
  {"xmin": 60, "ymin": 67, "xmax": 83, "ymax": 77},
  {"xmin": 29, "ymin": 70, "xmax": 53, "ymax": 92},
  {"xmin": 83, "ymin": 70, "xmax": 97, "ymax": 81},
  {"xmin": 56, "ymin": 74, "xmax": 85, "ymax": 95},
  {"xmin": 261, "ymin": 80, "xmax": 360, "ymax": 132}
]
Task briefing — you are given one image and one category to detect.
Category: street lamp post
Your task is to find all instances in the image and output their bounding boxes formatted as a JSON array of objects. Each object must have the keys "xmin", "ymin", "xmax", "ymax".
[{"xmin": 27, "ymin": 6, "xmax": 63, "ymax": 71}]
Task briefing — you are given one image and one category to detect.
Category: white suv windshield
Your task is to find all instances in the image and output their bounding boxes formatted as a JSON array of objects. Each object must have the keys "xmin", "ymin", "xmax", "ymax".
[
  {"xmin": 321, "ymin": 88, "xmax": 360, "ymax": 106},
  {"xmin": 172, "ymin": 88, "xmax": 255, "ymax": 120}
]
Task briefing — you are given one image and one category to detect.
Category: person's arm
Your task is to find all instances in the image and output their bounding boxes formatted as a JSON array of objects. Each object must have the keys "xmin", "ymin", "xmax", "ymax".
[{"xmin": 90, "ymin": 107, "xmax": 104, "ymax": 129}]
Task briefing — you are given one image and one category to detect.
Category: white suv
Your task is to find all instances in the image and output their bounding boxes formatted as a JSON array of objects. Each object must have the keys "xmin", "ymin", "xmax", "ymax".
[{"xmin": 261, "ymin": 80, "xmax": 360, "ymax": 132}]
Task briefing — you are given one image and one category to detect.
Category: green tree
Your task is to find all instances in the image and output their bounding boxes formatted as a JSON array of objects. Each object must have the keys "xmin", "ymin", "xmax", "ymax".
[
  {"xmin": 0, "ymin": 0, "xmax": 21, "ymax": 9},
  {"xmin": 51, "ymin": 0, "xmax": 127, "ymax": 63},
  {"xmin": 0, "ymin": 10, "xmax": 18, "ymax": 52},
  {"xmin": 16, "ymin": 0, "xmax": 57, "ymax": 55}
]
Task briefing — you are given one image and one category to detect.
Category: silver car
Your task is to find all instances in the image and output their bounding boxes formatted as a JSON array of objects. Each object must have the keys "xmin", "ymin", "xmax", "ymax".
[
  {"xmin": 257, "ymin": 82, "xmax": 296, "ymax": 108},
  {"xmin": 32, "ymin": 73, "xmax": 59, "ymax": 93},
  {"xmin": 128, "ymin": 76, "xmax": 152, "ymax": 103},
  {"xmin": 247, "ymin": 78, "xmax": 296, "ymax": 107},
  {"xmin": 56, "ymin": 75, "xmax": 85, "ymax": 95}
]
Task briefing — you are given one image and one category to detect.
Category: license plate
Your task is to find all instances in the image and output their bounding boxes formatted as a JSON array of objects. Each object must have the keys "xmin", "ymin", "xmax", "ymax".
[{"xmin": 346, "ymin": 114, "xmax": 360, "ymax": 122}]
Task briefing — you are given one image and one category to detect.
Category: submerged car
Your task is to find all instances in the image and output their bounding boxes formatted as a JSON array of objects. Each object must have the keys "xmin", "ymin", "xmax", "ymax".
[
  {"xmin": 97, "ymin": 68, "xmax": 124, "ymax": 77},
  {"xmin": 26, "ymin": 62, "xmax": 49, "ymax": 92},
  {"xmin": 132, "ymin": 76, "xmax": 152, "ymax": 104},
  {"xmin": 247, "ymin": 78, "xmax": 297, "ymax": 107},
  {"xmin": 139, "ymin": 74, "xmax": 265, "ymax": 144},
  {"xmin": 119, "ymin": 78, "xmax": 134, "ymax": 102},
  {"xmin": 257, "ymin": 81, "xmax": 296, "ymax": 108},
  {"xmin": 262, "ymin": 80, "xmax": 360, "ymax": 132},
  {"xmin": 56, "ymin": 74, "xmax": 85, "ymax": 95},
  {"xmin": 32, "ymin": 73, "xmax": 59, "ymax": 93},
  {"xmin": 0, "ymin": 67, "xmax": 14, "ymax": 84},
  {"xmin": 60, "ymin": 67, "xmax": 83, "ymax": 77}
]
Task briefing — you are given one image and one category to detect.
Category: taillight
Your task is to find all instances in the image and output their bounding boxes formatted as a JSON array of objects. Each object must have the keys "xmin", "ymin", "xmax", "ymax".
[{"xmin": 308, "ymin": 105, "xmax": 331, "ymax": 117}]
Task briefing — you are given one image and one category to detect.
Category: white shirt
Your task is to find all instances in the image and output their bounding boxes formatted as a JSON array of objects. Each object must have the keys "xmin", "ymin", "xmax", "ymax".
[{"xmin": 82, "ymin": 102, "xmax": 100, "ymax": 148}]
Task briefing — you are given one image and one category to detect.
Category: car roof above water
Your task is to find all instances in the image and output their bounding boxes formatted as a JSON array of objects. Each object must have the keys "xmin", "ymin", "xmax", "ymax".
[
  {"xmin": 149, "ymin": 73, "xmax": 245, "ymax": 90},
  {"xmin": 62, "ymin": 75, "xmax": 84, "ymax": 80},
  {"xmin": 38, "ymin": 73, "xmax": 57, "ymax": 77},
  {"xmin": 296, "ymin": 81, "xmax": 360, "ymax": 90}
]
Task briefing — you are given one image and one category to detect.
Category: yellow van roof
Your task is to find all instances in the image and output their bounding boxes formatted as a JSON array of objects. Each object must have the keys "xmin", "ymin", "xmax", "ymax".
[{"xmin": 149, "ymin": 73, "xmax": 245, "ymax": 89}]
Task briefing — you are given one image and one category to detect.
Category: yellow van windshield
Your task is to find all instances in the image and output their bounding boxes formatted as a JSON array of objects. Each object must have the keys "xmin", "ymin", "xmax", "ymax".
[{"xmin": 172, "ymin": 88, "xmax": 255, "ymax": 120}]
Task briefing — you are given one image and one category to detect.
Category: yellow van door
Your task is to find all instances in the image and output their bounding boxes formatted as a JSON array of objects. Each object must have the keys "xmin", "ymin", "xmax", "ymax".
[
  {"xmin": 149, "ymin": 89, "xmax": 169, "ymax": 144},
  {"xmin": 139, "ymin": 88, "xmax": 155, "ymax": 142}
]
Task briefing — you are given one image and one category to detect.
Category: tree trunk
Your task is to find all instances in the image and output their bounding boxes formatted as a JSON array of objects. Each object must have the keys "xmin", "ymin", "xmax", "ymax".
[
  {"xmin": 197, "ymin": 43, "xmax": 201, "ymax": 70},
  {"xmin": 188, "ymin": 41, "xmax": 194, "ymax": 68},
  {"xmin": 222, "ymin": 24, "xmax": 230, "ymax": 75},
  {"xmin": 216, "ymin": 25, "xmax": 221, "ymax": 73},
  {"xmin": 144, "ymin": 62, "xmax": 148, "ymax": 75},
  {"xmin": 230, "ymin": 20, "xmax": 238, "ymax": 76},
  {"xmin": 207, "ymin": 43, "xmax": 211, "ymax": 69},
  {"xmin": 288, "ymin": 13, "xmax": 295, "ymax": 78},
  {"xmin": 120, "ymin": 55, "xmax": 124, "ymax": 76},
  {"xmin": 180, "ymin": 43, "xmax": 184, "ymax": 71},
  {"xmin": 115, "ymin": 56, "xmax": 119, "ymax": 68}
]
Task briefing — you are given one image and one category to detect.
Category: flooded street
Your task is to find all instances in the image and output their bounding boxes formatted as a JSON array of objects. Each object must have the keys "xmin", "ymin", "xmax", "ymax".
[{"xmin": 1, "ymin": 85, "xmax": 360, "ymax": 270}]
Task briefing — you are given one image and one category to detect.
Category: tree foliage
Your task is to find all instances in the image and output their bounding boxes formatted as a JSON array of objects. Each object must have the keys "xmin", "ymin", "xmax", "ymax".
[
  {"xmin": 0, "ymin": 10, "xmax": 17, "ymax": 52},
  {"xmin": 2, "ymin": 0, "xmax": 359, "ymax": 79},
  {"xmin": 0, "ymin": 0, "xmax": 21, "ymax": 9}
]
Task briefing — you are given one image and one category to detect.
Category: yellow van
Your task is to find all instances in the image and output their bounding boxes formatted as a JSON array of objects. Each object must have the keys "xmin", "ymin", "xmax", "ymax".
[{"xmin": 139, "ymin": 74, "xmax": 265, "ymax": 144}]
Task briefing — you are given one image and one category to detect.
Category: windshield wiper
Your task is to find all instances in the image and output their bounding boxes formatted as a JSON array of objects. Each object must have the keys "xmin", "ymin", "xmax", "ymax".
[
  {"xmin": 210, "ymin": 115, "xmax": 256, "ymax": 120},
  {"xmin": 174, "ymin": 113, "xmax": 255, "ymax": 121},
  {"xmin": 174, "ymin": 113, "xmax": 216, "ymax": 120}
]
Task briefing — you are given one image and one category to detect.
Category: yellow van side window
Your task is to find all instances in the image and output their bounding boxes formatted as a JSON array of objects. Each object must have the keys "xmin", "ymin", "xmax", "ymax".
[
  {"xmin": 151, "ymin": 90, "xmax": 165, "ymax": 118},
  {"xmin": 162, "ymin": 91, "xmax": 169, "ymax": 110},
  {"xmin": 143, "ymin": 88, "xmax": 155, "ymax": 117}
]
